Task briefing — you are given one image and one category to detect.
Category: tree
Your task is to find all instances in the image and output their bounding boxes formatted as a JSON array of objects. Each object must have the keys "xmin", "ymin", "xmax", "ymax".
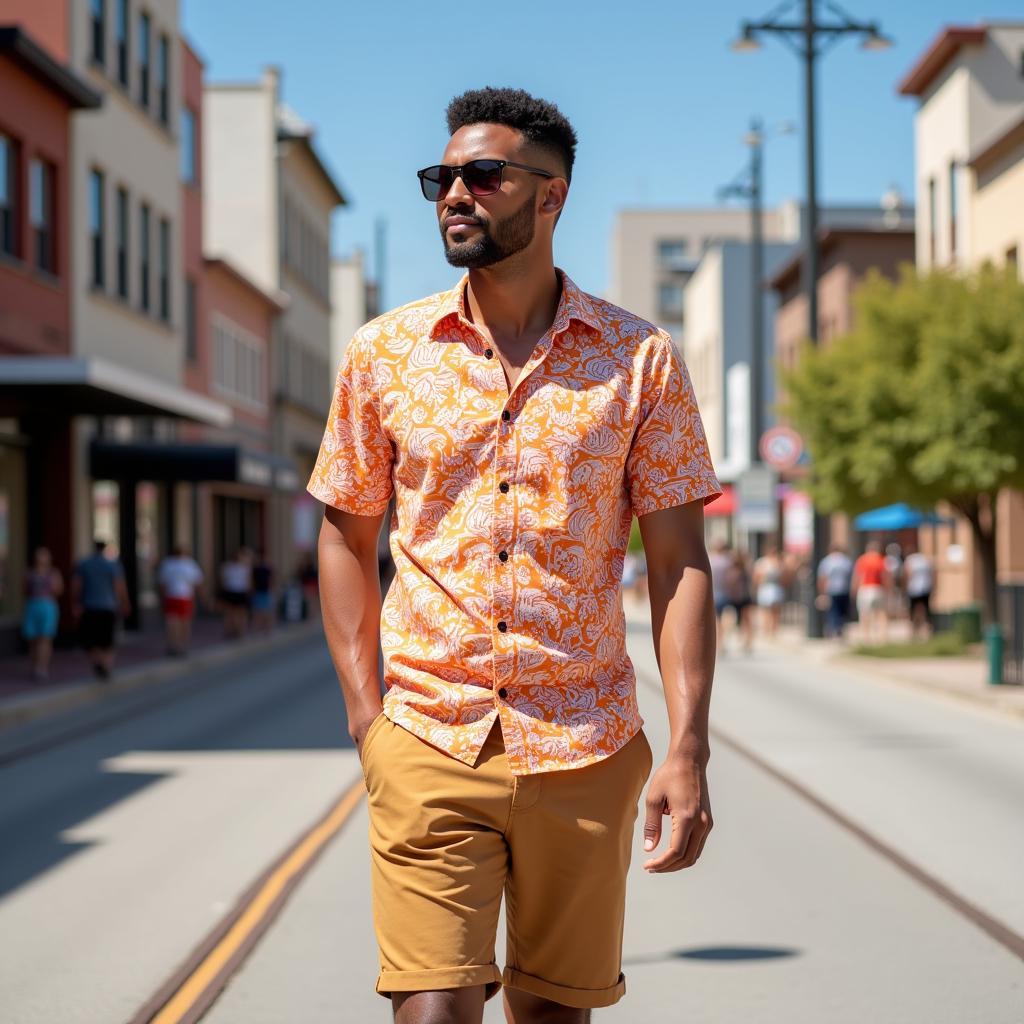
[{"xmin": 780, "ymin": 264, "xmax": 1024, "ymax": 624}]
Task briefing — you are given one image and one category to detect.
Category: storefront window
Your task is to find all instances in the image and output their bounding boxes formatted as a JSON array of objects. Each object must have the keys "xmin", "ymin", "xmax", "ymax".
[{"xmin": 91, "ymin": 480, "xmax": 120, "ymax": 554}]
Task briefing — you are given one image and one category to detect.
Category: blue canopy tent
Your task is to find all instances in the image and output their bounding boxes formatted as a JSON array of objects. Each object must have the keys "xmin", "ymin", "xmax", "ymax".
[{"xmin": 853, "ymin": 503, "xmax": 951, "ymax": 531}]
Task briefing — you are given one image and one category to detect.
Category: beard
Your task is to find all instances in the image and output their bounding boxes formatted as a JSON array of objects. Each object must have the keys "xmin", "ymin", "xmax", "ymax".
[{"xmin": 442, "ymin": 192, "xmax": 537, "ymax": 269}]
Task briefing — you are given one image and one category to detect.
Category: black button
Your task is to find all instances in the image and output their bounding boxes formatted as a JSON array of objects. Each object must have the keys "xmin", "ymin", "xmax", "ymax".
[
  {"xmin": 485, "ymin": 348, "xmax": 494, "ymax": 359},
  {"xmin": 497, "ymin": 621, "xmax": 508, "ymax": 632},
  {"xmin": 499, "ymin": 551, "xmax": 508, "ymax": 562},
  {"xmin": 499, "ymin": 482, "xmax": 510, "ymax": 493},
  {"xmin": 498, "ymin": 687, "xmax": 508, "ymax": 699},
  {"xmin": 501, "ymin": 410, "xmax": 511, "ymax": 422}
]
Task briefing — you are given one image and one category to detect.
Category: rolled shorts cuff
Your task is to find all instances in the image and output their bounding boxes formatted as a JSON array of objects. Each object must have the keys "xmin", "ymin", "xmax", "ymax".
[
  {"xmin": 375, "ymin": 964, "xmax": 503, "ymax": 1001},
  {"xmin": 501, "ymin": 967, "xmax": 626, "ymax": 1009}
]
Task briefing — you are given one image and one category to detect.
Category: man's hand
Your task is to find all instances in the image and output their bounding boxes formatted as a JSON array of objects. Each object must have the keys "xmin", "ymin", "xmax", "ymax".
[
  {"xmin": 351, "ymin": 706, "xmax": 385, "ymax": 755},
  {"xmin": 642, "ymin": 752, "xmax": 713, "ymax": 873}
]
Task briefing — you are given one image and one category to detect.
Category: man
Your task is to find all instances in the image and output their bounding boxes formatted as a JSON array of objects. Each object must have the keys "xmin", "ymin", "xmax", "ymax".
[
  {"xmin": 817, "ymin": 542, "xmax": 853, "ymax": 640},
  {"xmin": 157, "ymin": 544, "xmax": 204, "ymax": 656},
  {"xmin": 71, "ymin": 539, "xmax": 130, "ymax": 679},
  {"xmin": 852, "ymin": 540, "xmax": 890, "ymax": 645},
  {"xmin": 309, "ymin": 88, "xmax": 721, "ymax": 1024},
  {"xmin": 902, "ymin": 545, "xmax": 935, "ymax": 641}
]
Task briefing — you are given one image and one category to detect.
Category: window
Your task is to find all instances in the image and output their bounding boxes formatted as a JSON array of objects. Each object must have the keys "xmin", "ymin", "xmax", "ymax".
[
  {"xmin": 185, "ymin": 277, "xmax": 197, "ymax": 361},
  {"xmin": 658, "ymin": 240, "xmax": 689, "ymax": 271},
  {"xmin": 1008, "ymin": 246, "xmax": 1019, "ymax": 272},
  {"xmin": 115, "ymin": 186, "xmax": 129, "ymax": 297},
  {"xmin": 90, "ymin": 169, "xmax": 105, "ymax": 287},
  {"xmin": 658, "ymin": 282, "xmax": 684, "ymax": 320},
  {"xmin": 30, "ymin": 159, "xmax": 54, "ymax": 274},
  {"xmin": 212, "ymin": 315, "xmax": 266, "ymax": 407},
  {"xmin": 116, "ymin": 0, "xmax": 129, "ymax": 86},
  {"xmin": 928, "ymin": 177, "xmax": 937, "ymax": 266},
  {"xmin": 157, "ymin": 34, "xmax": 170, "ymax": 125},
  {"xmin": 948, "ymin": 161, "xmax": 958, "ymax": 260},
  {"xmin": 138, "ymin": 11, "xmax": 151, "ymax": 109},
  {"xmin": 91, "ymin": 0, "xmax": 106, "ymax": 66},
  {"xmin": 180, "ymin": 107, "xmax": 196, "ymax": 184},
  {"xmin": 158, "ymin": 216, "xmax": 170, "ymax": 321},
  {"xmin": 139, "ymin": 202, "xmax": 150, "ymax": 311},
  {"xmin": 0, "ymin": 134, "xmax": 17, "ymax": 258}
]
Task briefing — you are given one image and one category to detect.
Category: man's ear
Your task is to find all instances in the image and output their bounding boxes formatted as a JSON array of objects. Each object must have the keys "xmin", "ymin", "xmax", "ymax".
[{"xmin": 540, "ymin": 178, "xmax": 568, "ymax": 218}]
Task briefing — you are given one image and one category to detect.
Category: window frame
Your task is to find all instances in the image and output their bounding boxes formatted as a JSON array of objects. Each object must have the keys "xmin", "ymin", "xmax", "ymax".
[
  {"xmin": 138, "ymin": 10, "xmax": 151, "ymax": 110},
  {"xmin": 91, "ymin": 0, "xmax": 107, "ymax": 67},
  {"xmin": 115, "ymin": 0, "xmax": 130, "ymax": 87},
  {"xmin": 180, "ymin": 107, "xmax": 197, "ymax": 185},
  {"xmin": 29, "ymin": 157, "xmax": 55, "ymax": 275},
  {"xmin": 157, "ymin": 33, "xmax": 170, "ymax": 125},
  {"xmin": 90, "ymin": 168, "xmax": 105, "ymax": 289},
  {"xmin": 158, "ymin": 216, "xmax": 170, "ymax": 322},
  {"xmin": 115, "ymin": 185, "xmax": 129, "ymax": 298},
  {"xmin": 0, "ymin": 133, "xmax": 19, "ymax": 260},
  {"xmin": 139, "ymin": 201, "xmax": 151, "ymax": 312}
]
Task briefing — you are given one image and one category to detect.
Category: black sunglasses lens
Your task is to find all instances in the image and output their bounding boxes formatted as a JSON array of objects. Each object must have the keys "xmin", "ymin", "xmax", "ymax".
[
  {"xmin": 419, "ymin": 166, "xmax": 451, "ymax": 201},
  {"xmin": 463, "ymin": 160, "xmax": 503, "ymax": 196}
]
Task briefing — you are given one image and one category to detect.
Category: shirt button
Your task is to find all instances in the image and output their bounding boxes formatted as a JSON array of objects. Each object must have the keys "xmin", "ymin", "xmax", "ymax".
[
  {"xmin": 497, "ymin": 621, "xmax": 508, "ymax": 632},
  {"xmin": 485, "ymin": 348, "xmax": 494, "ymax": 359},
  {"xmin": 498, "ymin": 687, "xmax": 508, "ymax": 699},
  {"xmin": 499, "ymin": 550, "xmax": 509, "ymax": 562},
  {"xmin": 499, "ymin": 482, "xmax": 510, "ymax": 493},
  {"xmin": 501, "ymin": 410, "xmax": 511, "ymax": 422}
]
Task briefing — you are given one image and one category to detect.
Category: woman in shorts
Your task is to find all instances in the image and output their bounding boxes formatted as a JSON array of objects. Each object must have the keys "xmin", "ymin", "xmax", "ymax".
[{"xmin": 23, "ymin": 547, "xmax": 63, "ymax": 681}]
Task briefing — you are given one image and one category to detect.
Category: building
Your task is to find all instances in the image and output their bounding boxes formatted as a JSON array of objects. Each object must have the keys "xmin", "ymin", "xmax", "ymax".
[
  {"xmin": 329, "ymin": 249, "xmax": 376, "ymax": 373},
  {"xmin": 899, "ymin": 20, "xmax": 1024, "ymax": 609},
  {"xmin": 204, "ymin": 68, "xmax": 346, "ymax": 580},
  {"xmin": 0, "ymin": 24, "xmax": 100, "ymax": 646}
]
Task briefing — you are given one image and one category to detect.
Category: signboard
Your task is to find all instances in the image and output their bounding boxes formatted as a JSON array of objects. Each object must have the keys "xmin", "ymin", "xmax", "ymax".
[
  {"xmin": 736, "ymin": 465, "xmax": 777, "ymax": 533},
  {"xmin": 759, "ymin": 425, "xmax": 803, "ymax": 470}
]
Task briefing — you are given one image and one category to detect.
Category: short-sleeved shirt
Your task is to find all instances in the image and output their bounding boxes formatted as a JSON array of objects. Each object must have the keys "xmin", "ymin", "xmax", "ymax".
[
  {"xmin": 854, "ymin": 551, "xmax": 887, "ymax": 588},
  {"xmin": 308, "ymin": 269, "xmax": 721, "ymax": 775},
  {"xmin": 74, "ymin": 553, "xmax": 124, "ymax": 611},
  {"xmin": 158, "ymin": 557, "xmax": 203, "ymax": 600},
  {"xmin": 817, "ymin": 552, "xmax": 853, "ymax": 596}
]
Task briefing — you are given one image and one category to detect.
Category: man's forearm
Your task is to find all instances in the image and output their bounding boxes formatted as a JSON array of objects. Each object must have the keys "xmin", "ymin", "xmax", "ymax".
[
  {"xmin": 318, "ymin": 530, "xmax": 385, "ymax": 727},
  {"xmin": 647, "ymin": 555, "xmax": 716, "ymax": 763}
]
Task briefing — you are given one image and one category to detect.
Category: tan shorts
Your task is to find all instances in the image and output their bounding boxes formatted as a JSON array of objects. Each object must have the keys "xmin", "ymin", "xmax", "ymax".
[{"xmin": 358, "ymin": 712, "xmax": 654, "ymax": 1009}]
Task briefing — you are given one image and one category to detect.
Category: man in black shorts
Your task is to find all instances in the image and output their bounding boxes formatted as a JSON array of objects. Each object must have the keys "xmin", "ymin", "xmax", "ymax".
[{"xmin": 71, "ymin": 539, "xmax": 131, "ymax": 679}]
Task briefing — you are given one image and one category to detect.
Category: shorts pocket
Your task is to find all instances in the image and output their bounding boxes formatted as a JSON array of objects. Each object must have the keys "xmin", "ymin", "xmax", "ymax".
[{"xmin": 358, "ymin": 711, "xmax": 389, "ymax": 772}]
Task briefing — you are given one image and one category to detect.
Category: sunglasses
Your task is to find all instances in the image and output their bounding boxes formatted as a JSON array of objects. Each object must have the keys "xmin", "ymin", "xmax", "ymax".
[{"xmin": 417, "ymin": 159, "xmax": 555, "ymax": 201}]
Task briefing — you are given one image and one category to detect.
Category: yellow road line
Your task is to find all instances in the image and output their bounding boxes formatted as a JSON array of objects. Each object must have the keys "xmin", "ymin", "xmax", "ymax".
[{"xmin": 150, "ymin": 776, "xmax": 366, "ymax": 1024}]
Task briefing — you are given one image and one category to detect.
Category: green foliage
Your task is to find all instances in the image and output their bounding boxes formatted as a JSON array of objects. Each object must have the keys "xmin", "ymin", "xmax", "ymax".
[
  {"xmin": 850, "ymin": 631, "xmax": 969, "ymax": 658},
  {"xmin": 779, "ymin": 264, "xmax": 1024, "ymax": 515},
  {"xmin": 627, "ymin": 516, "xmax": 644, "ymax": 553}
]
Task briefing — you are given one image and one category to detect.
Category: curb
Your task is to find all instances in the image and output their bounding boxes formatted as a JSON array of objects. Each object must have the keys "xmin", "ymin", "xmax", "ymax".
[{"xmin": 0, "ymin": 621, "xmax": 324, "ymax": 734}]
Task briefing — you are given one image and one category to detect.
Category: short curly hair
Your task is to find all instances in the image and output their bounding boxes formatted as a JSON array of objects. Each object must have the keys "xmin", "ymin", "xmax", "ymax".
[{"xmin": 445, "ymin": 87, "xmax": 578, "ymax": 185}]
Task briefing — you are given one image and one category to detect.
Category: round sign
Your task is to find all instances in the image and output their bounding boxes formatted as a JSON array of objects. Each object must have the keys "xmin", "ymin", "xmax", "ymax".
[{"xmin": 759, "ymin": 426, "xmax": 803, "ymax": 469}]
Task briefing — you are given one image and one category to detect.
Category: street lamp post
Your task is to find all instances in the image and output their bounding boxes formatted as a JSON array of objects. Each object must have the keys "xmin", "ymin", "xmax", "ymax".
[{"xmin": 731, "ymin": 0, "xmax": 891, "ymax": 638}]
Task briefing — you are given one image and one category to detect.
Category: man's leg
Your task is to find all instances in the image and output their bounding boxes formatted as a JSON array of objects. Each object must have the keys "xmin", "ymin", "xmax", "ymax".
[
  {"xmin": 392, "ymin": 985, "xmax": 486, "ymax": 1024},
  {"xmin": 503, "ymin": 988, "xmax": 591, "ymax": 1023}
]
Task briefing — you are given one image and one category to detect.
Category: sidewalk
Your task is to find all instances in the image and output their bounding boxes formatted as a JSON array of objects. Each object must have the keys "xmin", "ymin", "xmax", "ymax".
[
  {"xmin": 0, "ymin": 614, "xmax": 323, "ymax": 732},
  {"xmin": 622, "ymin": 592, "xmax": 1024, "ymax": 721}
]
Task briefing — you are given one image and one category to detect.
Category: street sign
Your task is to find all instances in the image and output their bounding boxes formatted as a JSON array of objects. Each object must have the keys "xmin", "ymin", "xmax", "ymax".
[
  {"xmin": 759, "ymin": 425, "xmax": 803, "ymax": 470},
  {"xmin": 736, "ymin": 465, "xmax": 778, "ymax": 533}
]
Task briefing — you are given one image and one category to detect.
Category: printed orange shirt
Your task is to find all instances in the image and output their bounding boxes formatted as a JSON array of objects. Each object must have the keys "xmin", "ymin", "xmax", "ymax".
[{"xmin": 308, "ymin": 269, "xmax": 721, "ymax": 775}]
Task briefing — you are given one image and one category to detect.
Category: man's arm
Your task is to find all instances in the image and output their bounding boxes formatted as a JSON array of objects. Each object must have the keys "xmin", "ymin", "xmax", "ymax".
[
  {"xmin": 318, "ymin": 504, "xmax": 388, "ymax": 748},
  {"xmin": 637, "ymin": 497, "xmax": 715, "ymax": 874}
]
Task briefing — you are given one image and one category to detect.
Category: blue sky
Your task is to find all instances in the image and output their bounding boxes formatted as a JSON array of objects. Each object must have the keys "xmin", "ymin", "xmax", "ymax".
[{"xmin": 182, "ymin": 1, "xmax": 1022, "ymax": 309}]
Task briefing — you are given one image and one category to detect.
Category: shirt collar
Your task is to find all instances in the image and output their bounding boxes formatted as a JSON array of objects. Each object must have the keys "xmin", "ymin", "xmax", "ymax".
[{"xmin": 428, "ymin": 268, "xmax": 601, "ymax": 339}]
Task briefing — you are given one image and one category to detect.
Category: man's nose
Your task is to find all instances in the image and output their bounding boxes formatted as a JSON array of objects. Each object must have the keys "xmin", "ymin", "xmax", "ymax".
[{"xmin": 443, "ymin": 173, "xmax": 474, "ymax": 207}]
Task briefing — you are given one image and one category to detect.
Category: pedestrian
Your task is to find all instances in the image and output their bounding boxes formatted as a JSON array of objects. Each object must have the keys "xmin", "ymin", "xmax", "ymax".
[
  {"xmin": 219, "ymin": 547, "xmax": 251, "ymax": 639},
  {"xmin": 817, "ymin": 543, "xmax": 853, "ymax": 640},
  {"xmin": 708, "ymin": 538, "xmax": 732, "ymax": 649},
  {"xmin": 250, "ymin": 550, "xmax": 275, "ymax": 634},
  {"xmin": 752, "ymin": 544, "xmax": 787, "ymax": 640},
  {"xmin": 298, "ymin": 555, "xmax": 320, "ymax": 620},
  {"xmin": 22, "ymin": 546, "xmax": 63, "ymax": 681},
  {"xmin": 884, "ymin": 541, "xmax": 904, "ymax": 619},
  {"xmin": 720, "ymin": 550, "xmax": 754, "ymax": 654},
  {"xmin": 157, "ymin": 544, "xmax": 204, "ymax": 656},
  {"xmin": 307, "ymin": 87, "xmax": 722, "ymax": 1021},
  {"xmin": 71, "ymin": 539, "xmax": 130, "ymax": 680},
  {"xmin": 852, "ymin": 540, "xmax": 890, "ymax": 645},
  {"xmin": 903, "ymin": 546, "xmax": 935, "ymax": 641}
]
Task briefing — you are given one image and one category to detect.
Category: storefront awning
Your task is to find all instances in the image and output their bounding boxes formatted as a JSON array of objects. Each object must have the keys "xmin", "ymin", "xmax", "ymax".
[
  {"xmin": 853, "ymin": 503, "xmax": 950, "ymax": 531},
  {"xmin": 0, "ymin": 357, "xmax": 231, "ymax": 426},
  {"xmin": 704, "ymin": 485, "xmax": 736, "ymax": 518},
  {"xmin": 90, "ymin": 440, "xmax": 300, "ymax": 492}
]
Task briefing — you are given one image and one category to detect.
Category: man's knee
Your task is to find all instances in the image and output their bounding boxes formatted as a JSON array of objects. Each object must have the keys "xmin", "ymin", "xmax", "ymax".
[
  {"xmin": 502, "ymin": 987, "xmax": 591, "ymax": 1023},
  {"xmin": 391, "ymin": 984, "xmax": 486, "ymax": 1024}
]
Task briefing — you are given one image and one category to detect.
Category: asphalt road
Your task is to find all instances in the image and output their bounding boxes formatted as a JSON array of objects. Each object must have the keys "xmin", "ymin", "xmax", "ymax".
[{"xmin": 1, "ymin": 623, "xmax": 1021, "ymax": 1023}]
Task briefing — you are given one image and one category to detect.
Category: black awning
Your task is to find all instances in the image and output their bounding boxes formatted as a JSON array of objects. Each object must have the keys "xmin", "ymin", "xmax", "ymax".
[{"xmin": 89, "ymin": 440, "xmax": 300, "ymax": 492}]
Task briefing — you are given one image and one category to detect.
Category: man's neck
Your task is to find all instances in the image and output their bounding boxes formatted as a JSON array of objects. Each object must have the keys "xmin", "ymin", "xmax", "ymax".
[{"xmin": 463, "ymin": 261, "xmax": 562, "ymax": 344}]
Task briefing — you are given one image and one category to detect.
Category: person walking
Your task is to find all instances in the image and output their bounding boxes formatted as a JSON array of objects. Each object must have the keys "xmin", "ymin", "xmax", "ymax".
[
  {"xmin": 22, "ymin": 546, "xmax": 63, "ymax": 681},
  {"xmin": 250, "ymin": 550, "xmax": 275, "ymax": 634},
  {"xmin": 157, "ymin": 545, "xmax": 204, "ymax": 656},
  {"xmin": 852, "ymin": 540, "xmax": 890, "ymax": 645},
  {"xmin": 903, "ymin": 546, "xmax": 935, "ymax": 641},
  {"xmin": 308, "ymin": 88, "xmax": 722, "ymax": 1023},
  {"xmin": 71, "ymin": 539, "xmax": 130, "ymax": 679},
  {"xmin": 708, "ymin": 538, "xmax": 732, "ymax": 650},
  {"xmin": 752, "ymin": 544, "xmax": 787, "ymax": 640},
  {"xmin": 817, "ymin": 543, "xmax": 853, "ymax": 640},
  {"xmin": 720, "ymin": 550, "xmax": 754, "ymax": 655},
  {"xmin": 219, "ymin": 548, "xmax": 252, "ymax": 639}
]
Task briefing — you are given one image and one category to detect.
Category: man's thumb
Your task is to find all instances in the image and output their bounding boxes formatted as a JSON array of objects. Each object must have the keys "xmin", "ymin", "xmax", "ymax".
[{"xmin": 643, "ymin": 801, "xmax": 661, "ymax": 852}]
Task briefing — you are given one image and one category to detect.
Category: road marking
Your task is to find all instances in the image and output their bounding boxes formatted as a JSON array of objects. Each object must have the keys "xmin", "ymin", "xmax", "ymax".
[
  {"xmin": 130, "ymin": 773, "xmax": 367, "ymax": 1024},
  {"xmin": 637, "ymin": 669, "xmax": 1024, "ymax": 964}
]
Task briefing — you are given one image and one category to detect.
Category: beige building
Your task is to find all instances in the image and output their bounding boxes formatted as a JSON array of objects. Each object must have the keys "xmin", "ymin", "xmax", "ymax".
[
  {"xmin": 204, "ymin": 68, "xmax": 346, "ymax": 578},
  {"xmin": 969, "ymin": 114, "xmax": 1024, "ymax": 275}
]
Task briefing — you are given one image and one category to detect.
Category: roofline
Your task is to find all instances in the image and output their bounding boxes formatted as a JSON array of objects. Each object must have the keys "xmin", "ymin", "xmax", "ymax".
[
  {"xmin": 277, "ymin": 129, "xmax": 348, "ymax": 207},
  {"xmin": 897, "ymin": 26, "xmax": 987, "ymax": 97},
  {"xmin": 968, "ymin": 113, "xmax": 1024, "ymax": 171},
  {"xmin": 0, "ymin": 26, "xmax": 102, "ymax": 109},
  {"xmin": 204, "ymin": 255, "xmax": 290, "ymax": 312},
  {"xmin": 767, "ymin": 226, "xmax": 915, "ymax": 291}
]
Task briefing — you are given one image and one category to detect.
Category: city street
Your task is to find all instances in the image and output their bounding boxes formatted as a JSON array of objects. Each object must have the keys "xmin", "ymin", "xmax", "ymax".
[{"xmin": 1, "ymin": 617, "xmax": 1022, "ymax": 1023}]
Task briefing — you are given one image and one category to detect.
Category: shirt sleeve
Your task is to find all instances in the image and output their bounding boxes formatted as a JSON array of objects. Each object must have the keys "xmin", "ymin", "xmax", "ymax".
[
  {"xmin": 306, "ymin": 334, "xmax": 394, "ymax": 516},
  {"xmin": 625, "ymin": 332, "xmax": 722, "ymax": 518}
]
